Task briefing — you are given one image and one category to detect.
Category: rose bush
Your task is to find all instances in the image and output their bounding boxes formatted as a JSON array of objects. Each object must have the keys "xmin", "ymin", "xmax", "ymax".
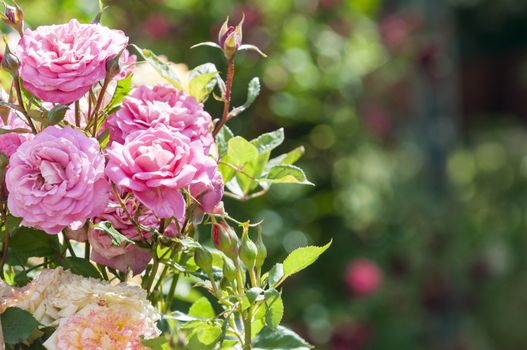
[{"xmin": 0, "ymin": 4, "xmax": 329, "ymax": 349}]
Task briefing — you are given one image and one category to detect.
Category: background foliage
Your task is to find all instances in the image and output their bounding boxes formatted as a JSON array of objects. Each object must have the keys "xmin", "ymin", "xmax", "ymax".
[{"xmin": 11, "ymin": 0, "xmax": 527, "ymax": 348}]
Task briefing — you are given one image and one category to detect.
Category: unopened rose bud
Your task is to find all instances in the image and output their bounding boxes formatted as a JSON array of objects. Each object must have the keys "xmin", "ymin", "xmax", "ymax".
[
  {"xmin": 222, "ymin": 256, "xmax": 236, "ymax": 282},
  {"xmin": 239, "ymin": 230, "xmax": 257, "ymax": 269},
  {"xmin": 255, "ymin": 230, "xmax": 267, "ymax": 270},
  {"xmin": 1, "ymin": 43, "xmax": 19, "ymax": 77},
  {"xmin": 105, "ymin": 50, "xmax": 124, "ymax": 79},
  {"xmin": 212, "ymin": 222, "xmax": 239, "ymax": 260},
  {"xmin": 194, "ymin": 246, "xmax": 213, "ymax": 275},
  {"xmin": 1, "ymin": 3, "xmax": 24, "ymax": 36},
  {"xmin": 218, "ymin": 16, "xmax": 243, "ymax": 59}
]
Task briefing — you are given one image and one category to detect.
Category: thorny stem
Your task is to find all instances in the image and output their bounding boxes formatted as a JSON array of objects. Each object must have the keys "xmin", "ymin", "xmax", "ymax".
[
  {"xmin": 164, "ymin": 273, "xmax": 180, "ymax": 313},
  {"xmin": 63, "ymin": 233, "xmax": 76, "ymax": 257},
  {"xmin": 74, "ymin": 100, "xmax": 81, "ymax": 127},
  {"xmin": 91, "ymin": 77, "xmax": 110, "ymax": 136},
  {"xmin": 14, "ymin": 77, "xmax": 37, "ymax": 133},
  {"xmin": 0, "ymin": 202, "xmax": 8, "ymax": 279},
  {"xmin": 243, "ymin": 306, "xmax": 253, "ymax": 350},
  {"xmin": 213, "ymin": 57, "xmax": 234, "ymax": 137}
]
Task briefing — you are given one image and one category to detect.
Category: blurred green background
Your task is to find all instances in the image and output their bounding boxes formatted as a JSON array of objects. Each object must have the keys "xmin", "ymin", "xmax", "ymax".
[{"xmin": 15, "ymin": 0, "xmax": 527, "ymax": 348}]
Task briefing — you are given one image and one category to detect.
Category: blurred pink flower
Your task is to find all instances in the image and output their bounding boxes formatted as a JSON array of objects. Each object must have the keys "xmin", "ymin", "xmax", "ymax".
[
  {"xmin": 105, "ymin": 84, "xmax": 213, "ymax": 152},
  {"xmin": 144, "ymin": 13, "xmax": 172, "ymax": 39},
  {"xmin": 0, "ymin": 111, "xmax": 32, "ymax": 157},
  {"xmin": 6, "ymin": 126, "xmax": 109, "ymax": 234},
  {"xmin": 345, "ymin": 258, "xmax": 383, "ymax": 296},
  {"xmin": 17, "ymin": 19, "xmax": 128, "ymax": 104},
  {"xmin": 105, "ymin": 125, "xmax": 217, "ymax": 220}
]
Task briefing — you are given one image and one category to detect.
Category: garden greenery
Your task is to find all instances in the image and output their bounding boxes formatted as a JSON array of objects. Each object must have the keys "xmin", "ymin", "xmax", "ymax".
[{"xmin": 0, "ymin": 2, "xmax": 330, "ymax": 349}]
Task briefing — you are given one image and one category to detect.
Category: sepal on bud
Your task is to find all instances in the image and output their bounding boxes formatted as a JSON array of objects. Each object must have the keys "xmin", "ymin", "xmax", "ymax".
[
  {"xmin": 105, "ymin": 49, "xmax": 125, "ymax": 79},
  {"xmin": 255, "ymin": 229, "xmax": 267, "ymax": 270}
]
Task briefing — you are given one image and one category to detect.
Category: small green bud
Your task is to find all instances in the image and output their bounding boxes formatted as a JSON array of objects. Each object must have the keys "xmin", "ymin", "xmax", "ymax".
[
  {"xmin": 255, "ymin": 230, "xmax": 267, "ymax": 270},
  {"xmin": 194, "ymin": 246, "xmax": 213, "ymax": 275},
  {"xmin": 212, "ymin": 222, "xmax": 238, "ymax": 260},
  {"xmin": 222, "ymin": 256, "xmax": 236, "ymax": 282},
  {"xmin": 239, "ymin": 230, "xmax": 257, "ymax": 269}
]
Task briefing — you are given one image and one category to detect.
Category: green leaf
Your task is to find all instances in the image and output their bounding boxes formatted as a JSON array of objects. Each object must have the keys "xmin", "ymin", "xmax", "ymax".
[
  {"xmin": 268, "ymin": 146, "xmax": 305, "ymax": 168},
  {"xmin": 187, "ymin": 323, "xmax": 222, "ymax": 350},
  {"xmin": 264, "ymin": 165, "xmax": 313, "ymax": 185},
  {"xmin": 268, "ymin": 263, "xmax": 284, "ymax": 287},
  {"xmin": 264, "ymin": 289, "xmax": 284, "ymax": 328},
  {"xmin": 283, "ymin": 241, "xmax": 332, "ymax": 278},
  {"xmin": 105, "ymin": 75, "xmax": 132, "ymax": 113},
  {"xmin": 1, "ymin": 307, "xmax": 40, "ymax": 345},
  {"xmin": 142, "ymin": 335, "xmax": 171, "ymax": 350},
  {"xmin": 188, "ymin": 297, "xmax": 215, "ymax": 319},
  {"xmin": 130, "ymin": 44, "xmax": 183, "ymax": 89},
  {"xmin": 8, "ymin": 226, "xmax": 60, "ymax": 264},
  {"xmin": 216, "ymin": 125, "xmax": 234, "ymax": 159},
  {"xmin": 251, "ymin": 128, "xmax": 284, "ymax": 154},
  {"xmin": 188, "ymin": 63, "xmax": 218, "ymax": 102},
  {"xmin": 227, "ymin": 136, "xmax": 258, "ymax": 165},
  {"xmin": 246, "ymin": 287, "xmax": 264, "ymax": 304},
  {"xmin": 253, "ymin": 326, "xmax": 312, "ymax": 350},
  {"xmin": 93, "ymin": 221, "xmax": 134, "ymax": 246},
  {"xmin": 46, "ymin": 104, "xmax": 69, "ymax": 125},
  {"xmin": 5, "ymin": 215, "xmax": 22, "ymax": 233},
  {"xmin": 230, "ymin": 77, "xmax": 261, "ymax": 117},
  {"xmin": 60, "ymin": 257, "xmax": 102, "ymax": 279}
]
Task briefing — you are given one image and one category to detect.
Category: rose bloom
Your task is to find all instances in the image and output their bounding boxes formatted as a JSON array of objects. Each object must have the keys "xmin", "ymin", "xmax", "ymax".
[
  {"xmin": 106, "ymin": 125, "xmax": 217, "ymax": 220},
  {"xmin": 345, "ymin": 258, "xmax": 383, "ymax": 296},
  {"xmin": 105, "ymin": 84, "xmax": 213, "ymax": 152},
  {"xmin": 44, "ymin": 304, "xmax": 158, "ymax": 350},
  {"xmin": 6, "ymin": 126, "xmax": 109, "ymax": 234},
  {"xmin": 0, "ymin": 111, "xmax": 32, "ymax": 157},
  {"xmin": 16, "ymin": 19, "xmax": 128, "ymax": 104},
  {"xmin": 190, "ymin": 166, "xmax": 224, "ymax": 215},
  {"xmin": 88, "ymin": 195, "xmax": 158, "ymax": 275}
]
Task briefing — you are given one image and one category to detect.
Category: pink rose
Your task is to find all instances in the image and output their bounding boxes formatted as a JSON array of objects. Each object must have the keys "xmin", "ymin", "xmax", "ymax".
[
  {"xmin": 6, "ymin": 126, "xmax": 109, "ymax": 234},
  {"xmin": 0, "ymin": 111, "xmax": 32, "ymax": 157},
  {"xmin": 106, "ymin": 125, "xmax": 216, "ymax": 220},
  {"xmin": 345, "ymin": 259, "xmax": 383, "ymax": 296},
  {"xmin": 16, "ymin": 19, "xmax": 128, "ymax": 104},
  {"xmin": 89, "ymin": 193, "xmax": 181, "ymax": 274},
  {"xmin": 105, "ymin": 84, "xmax": 213, "ymax": 152},
  {"xmin": 190, "ymin": 167, "xmax": 224, "ymax": 214}
]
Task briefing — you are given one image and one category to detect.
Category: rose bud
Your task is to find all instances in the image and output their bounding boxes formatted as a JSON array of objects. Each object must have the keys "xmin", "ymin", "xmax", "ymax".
[
  {"xmin": 218, "ymin": 16, "xmax": 243, "ymax": 59},
  {"xmin": 1, "ymin": 42, "xmax": 19, "ymax": 77},
  {"xmin": 222, "ymin": 256, "xmax": 236, "ymax": 282},
  {"xmin": 1, "ymin": 3, "xmax": 24, "ymax": 36},
  {"xmin": 194, "ymin": 246, "xmax": 213, "ymax": 276},
  {"xmin": 239, "ymin": 230, "xmax": 257, "ymax": 270},
  {"xmin": 212, "ymin": 222, "xmax": 239, "ymax": 260}
]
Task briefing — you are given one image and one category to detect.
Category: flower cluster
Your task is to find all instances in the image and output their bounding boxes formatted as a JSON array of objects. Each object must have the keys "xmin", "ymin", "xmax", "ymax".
[
  {"xmin": 1, "ymin": 16, "xmax": 224, "ymax": 273},
  {"xmin": 1, "ymin": 268, "xmax": 159, "ymax": 349}
]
